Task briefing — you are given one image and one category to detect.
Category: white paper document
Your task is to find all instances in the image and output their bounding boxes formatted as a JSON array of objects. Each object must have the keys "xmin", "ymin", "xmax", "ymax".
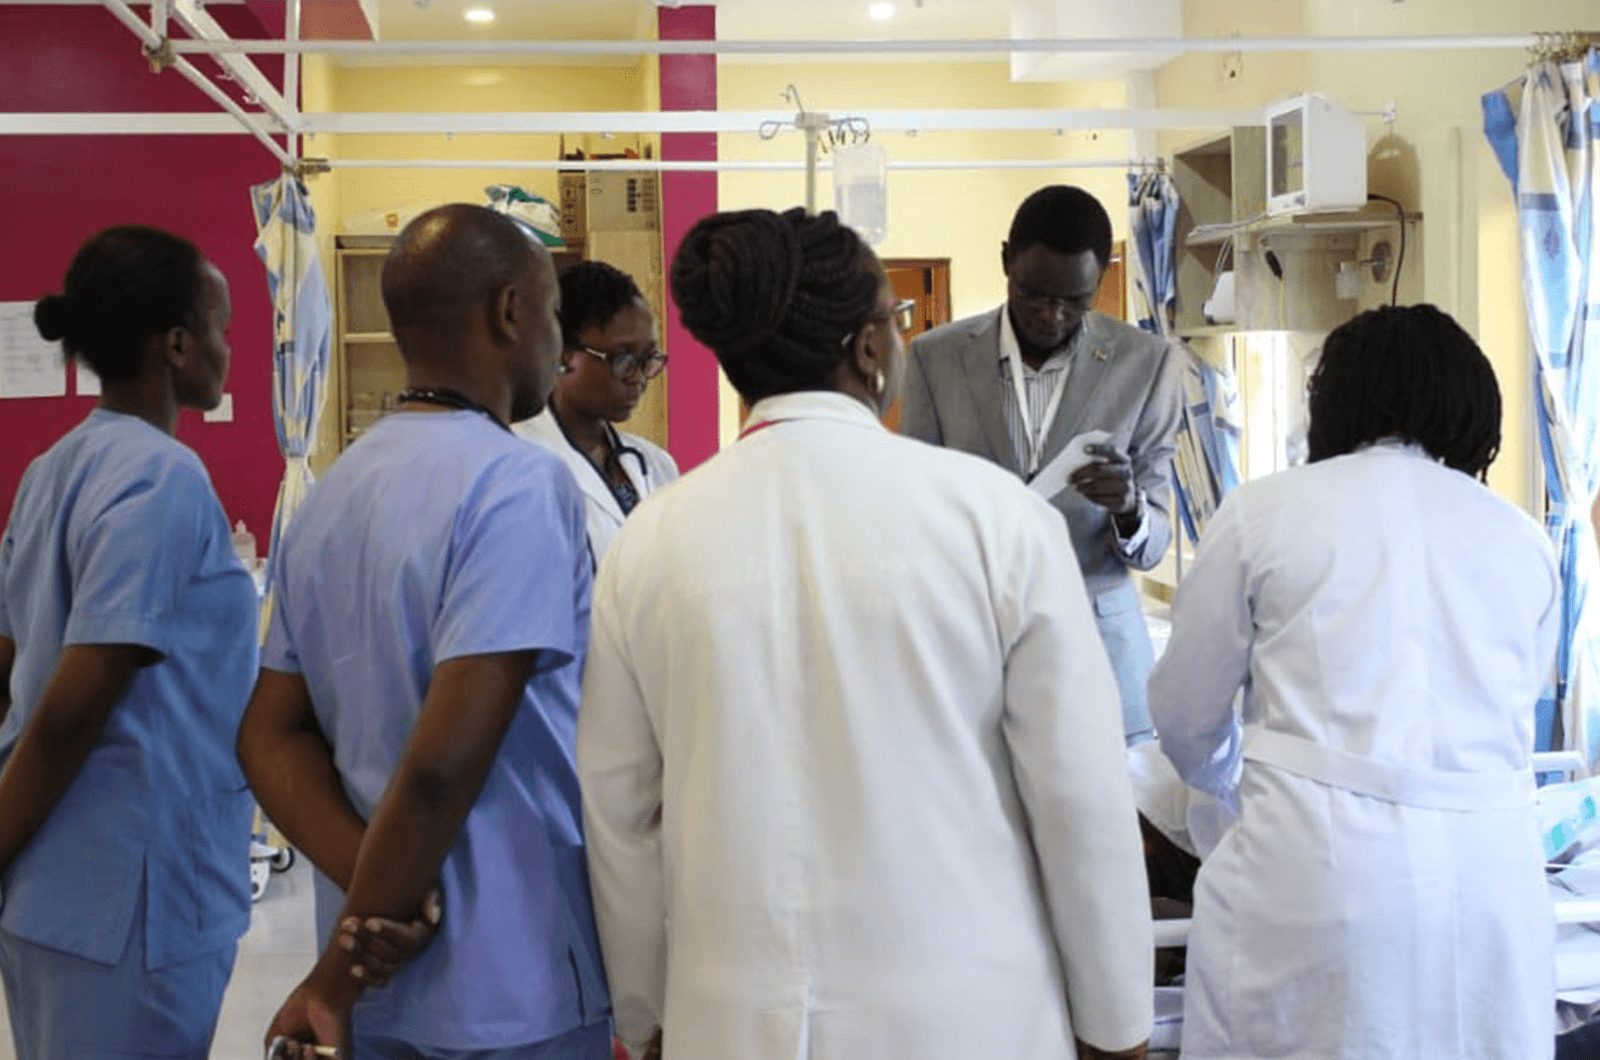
[
  {"xmin": 1027, "ymin": 429, "xmax": 1113, "ymax": 499},
  {"xmin": 0, "ymin": 301, "xmax": 66, "ymax": 399}
]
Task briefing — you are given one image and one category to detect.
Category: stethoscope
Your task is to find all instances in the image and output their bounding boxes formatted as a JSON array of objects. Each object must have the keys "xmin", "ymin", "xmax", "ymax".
[
  {"xmin": 551, "ymin": 405, "xmax": 649, "ymax": 512},
  {"xmin": 605, "ymin": 430, "xmax": 650, "ymax": 488}
]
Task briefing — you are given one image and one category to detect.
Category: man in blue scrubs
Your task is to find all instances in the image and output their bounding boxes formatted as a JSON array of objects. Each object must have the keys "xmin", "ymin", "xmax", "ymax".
[{"xmin": 239, "ymin": 204, "xmax": 611, "ymax": 1060}]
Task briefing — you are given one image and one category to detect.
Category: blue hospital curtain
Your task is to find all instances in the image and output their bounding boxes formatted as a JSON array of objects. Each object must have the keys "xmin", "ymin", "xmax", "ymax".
[
  {"xmin": 251, "ymin": 174, "xmax": 332, "ymax": 637},
  {"xmin": 1483, "ymin": 48, "xmax": 1600, "ymax": 762},
  {"xmin": 1130, "ymin": 170, "xmax": 1242, "ymax": 541}
]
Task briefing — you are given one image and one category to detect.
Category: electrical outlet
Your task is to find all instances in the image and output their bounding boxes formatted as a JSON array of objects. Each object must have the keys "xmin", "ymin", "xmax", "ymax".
[{"xmin": 1221, "ymin": 52, "xmax": 1244, "ymax": 84}]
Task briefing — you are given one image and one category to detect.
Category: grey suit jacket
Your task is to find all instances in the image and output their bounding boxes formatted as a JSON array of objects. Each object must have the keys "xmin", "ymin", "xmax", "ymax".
[{"xmin": 900, "ymin": 308, "xmax": 1184, "ymax": 740}]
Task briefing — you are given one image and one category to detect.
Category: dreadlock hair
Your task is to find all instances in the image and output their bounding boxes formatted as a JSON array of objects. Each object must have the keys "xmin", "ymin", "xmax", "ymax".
[
  {"xmin": 1006, "ymin": 185, "xmax": 1114, "ymax": 270},
  {"xmin": 1306, "ymin": 303, "xmax": 1501, "ymax": 482},
  {"xmin": 559, "ymin": 260, "xmax": 645, "ymax": 348},
  {"xmin": 670, "ymin": 207, "xmax": 881, "ymax": 403},
  {"xmin": 34, "ymin": 225, "xmax": 208, "ymax": 384}
]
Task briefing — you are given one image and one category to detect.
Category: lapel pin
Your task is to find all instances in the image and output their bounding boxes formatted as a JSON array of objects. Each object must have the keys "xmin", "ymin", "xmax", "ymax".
[{"xmin": 1094, "ymin": 348, "xmax": 1107, "ymax": 362}]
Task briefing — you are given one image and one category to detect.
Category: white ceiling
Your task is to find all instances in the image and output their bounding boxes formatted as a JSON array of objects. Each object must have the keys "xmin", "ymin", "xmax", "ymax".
[
  {"xmin": 695, "ymin": 0, "xmax": 1008, "ymax": 43},
  {"xmin": 375, "ymin": 0, "xmax": 653, "ymax": 43},
  {"xmin": 360, "ymin": 0, "xmax": 1012, "ymax": 64},
  {"xmin": 375, "ymin": 0, "xmax": 1007, "ymax": 42}
]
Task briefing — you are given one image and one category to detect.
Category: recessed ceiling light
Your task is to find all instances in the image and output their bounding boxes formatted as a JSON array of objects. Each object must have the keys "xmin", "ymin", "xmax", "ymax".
[
  {"xmin": 869, "ymin": 2, "xmax": 895, "ymax": 20},
  {"xmin": 464, "ymin": 6, "xmax": 496, "ymax": 24}
]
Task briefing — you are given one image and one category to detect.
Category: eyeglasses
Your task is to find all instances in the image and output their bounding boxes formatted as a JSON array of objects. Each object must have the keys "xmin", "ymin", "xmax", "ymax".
[
  {"xmin": 1009, "ymin": 282, "xmax": 1094, "ymax": 314},
  {"xmin": 841, "ymin": 299, "xmax": 918, "ymax": 347},
  {"xmin": 888, "ymin": 298, "xmax": 918, "ymax": 333},
  {"xmin": 577, "ymin": 345, "xmax": 668, "ymax": 381}
]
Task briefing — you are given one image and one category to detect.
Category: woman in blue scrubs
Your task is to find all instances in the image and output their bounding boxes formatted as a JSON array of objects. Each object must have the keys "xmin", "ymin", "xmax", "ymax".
[{"xmin": 0, "ymin": 226, "xmax": 258, "ymax": 1059}]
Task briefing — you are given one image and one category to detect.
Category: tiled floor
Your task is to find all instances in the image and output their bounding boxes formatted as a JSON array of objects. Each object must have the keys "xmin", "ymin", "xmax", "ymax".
[
  {"xmin": 211, "ymin": 859, "xmax": 321, "ymax": 1060},
  {"xmin": 0, "ymin": 857, "xmax": 320, "ymax": 1060}
]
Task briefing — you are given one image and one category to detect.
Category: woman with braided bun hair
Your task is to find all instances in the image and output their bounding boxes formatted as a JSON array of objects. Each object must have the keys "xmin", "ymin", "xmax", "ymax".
[
  {"xmin": 0, "ymin": 226, "xmax": 258, "ymax": 1058},
  {"xmin": 578, "ymin": 207, "xmax": 1154, "ymax": 1060},
  {"xmin": 1150, "ymin": 304, "xmax": 1558, "ymax": 1060},
  {"xmin": 668, "ymin": 207, "xmax": 886, "ymax": 404}
]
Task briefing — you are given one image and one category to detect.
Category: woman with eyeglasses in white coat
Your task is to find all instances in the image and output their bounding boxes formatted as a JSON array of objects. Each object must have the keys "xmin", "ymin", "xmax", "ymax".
[{"xmin": 514, "ymin": 260, "xmax": 677, "ymax": 564}]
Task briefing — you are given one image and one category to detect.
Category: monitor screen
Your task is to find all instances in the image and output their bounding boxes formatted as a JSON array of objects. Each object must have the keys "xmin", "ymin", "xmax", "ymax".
[{"xmin": 1270, "ymin": 109, "xmax": 1304, "ymax": 199}]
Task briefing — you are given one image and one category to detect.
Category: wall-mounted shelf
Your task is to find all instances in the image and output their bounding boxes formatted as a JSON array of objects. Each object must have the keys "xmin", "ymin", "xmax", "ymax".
[
  {"xmin": 1171, "ymin": 126, "xmax": 1420, "ymax": 336},
  {"xmin": 1170, "ymin": 127, "xmax": 1266, "ymax": 336},
  {"xmin": 1186, "ymin": 223, "xmax": 1244, "ymax": 247},
  {"xmin": 1185, "ymin": 210, "xmax": 1413, "ymax": 248}
]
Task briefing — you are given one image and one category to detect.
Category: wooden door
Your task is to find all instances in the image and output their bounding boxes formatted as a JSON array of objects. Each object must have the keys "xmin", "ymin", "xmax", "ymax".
[
  {"xmin": 1094, "ymin": 241, "xmax": 1127, "ymax": 321},
  {"xmin": 881, "ymin": 258, "xmax": 953, "ymax": 431}
]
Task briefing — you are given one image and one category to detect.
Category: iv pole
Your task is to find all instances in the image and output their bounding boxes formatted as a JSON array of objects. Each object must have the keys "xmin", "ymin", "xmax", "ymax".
[{"xmin": 759, "ymin": 85, "xmax": 871, "ymax": 214}]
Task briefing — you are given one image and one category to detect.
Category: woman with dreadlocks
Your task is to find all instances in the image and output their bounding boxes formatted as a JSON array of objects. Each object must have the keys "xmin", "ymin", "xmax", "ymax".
[
  {"xmin": 1150, "ymin": 304, "xmax": 1557, "ymax": 1060},
  {"xmin": 575, "ymin": 207, "xmax": 1153, "ymax": 1060}
]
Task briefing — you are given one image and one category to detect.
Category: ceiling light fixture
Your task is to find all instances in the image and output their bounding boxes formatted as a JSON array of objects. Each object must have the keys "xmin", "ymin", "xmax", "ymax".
[
  {"xmin": 464, "ymin": 6, "xmax": 496, "ymax": 24},
  {"xmin": 869, "ymin": 2, "xmax": 895, "ymax": 21}
]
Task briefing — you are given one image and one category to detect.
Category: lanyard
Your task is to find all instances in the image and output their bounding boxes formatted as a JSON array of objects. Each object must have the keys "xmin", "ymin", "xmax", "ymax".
[
  {"xmin": 738, "ymin": 419, "xmax": 787, "ymax": 440},
  {"xmin": 396, "ymin": 387, "xmax": 511, "ymax": 433},
  {"xmin": 1006, "ymin": 351, "xmax": 1071, "ymax": 479}
]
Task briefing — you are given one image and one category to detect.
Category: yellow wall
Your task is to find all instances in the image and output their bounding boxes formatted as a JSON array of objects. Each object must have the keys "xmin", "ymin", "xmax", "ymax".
[
  {"xmin": 316, "ymin": 60, "xmax": 656, "ymax": 223},
  {"xmin": 296, "ymin": 5, "xmax": 1585, "ymax": 477},
  {"xmin": 717, "ymin": 61, "xmax": 1137, "ymax": 320},
  {"xmin": 714, "ymin": 61, "xmax": 1140, "ymax": 441},
  {"xmin": 1160, "ymin": 0, "xmax": 1594, "ymax": 508},
  {"xmin": 298, "ymin": 58, "xmax": 660, "ymax": 467}
]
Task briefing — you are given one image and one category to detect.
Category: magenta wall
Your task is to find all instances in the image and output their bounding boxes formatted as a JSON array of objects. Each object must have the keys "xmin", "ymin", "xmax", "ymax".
[
  {"xmin": 0, "ymin": 5, "xmax": 286, "ymax": 541},
  {"xmin": 659, "ymin": 5, "xmax": 722, "ymax": 471}
]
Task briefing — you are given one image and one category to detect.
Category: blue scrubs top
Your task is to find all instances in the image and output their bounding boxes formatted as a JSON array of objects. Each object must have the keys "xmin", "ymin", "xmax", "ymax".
[
  {"xmin": 263, "ymin": 410, "xmax": 609, "ymax": 1051},
  {"xmin": 0, "ymin": 409, "xmax": 258, "ymax": 970}
]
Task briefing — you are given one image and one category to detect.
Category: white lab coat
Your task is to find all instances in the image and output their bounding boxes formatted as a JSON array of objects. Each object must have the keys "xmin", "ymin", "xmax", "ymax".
[
  {"xmin": 578, "ymin": 391, "xmax": 1153, "ymax": 1060},
  {"xmin": 1150, "ymin": 442, "xmax": 1560, "ymax": 1060},
  {"xmin": 513, "ymin": 408, "xmax": 679, "ymax": 561}
]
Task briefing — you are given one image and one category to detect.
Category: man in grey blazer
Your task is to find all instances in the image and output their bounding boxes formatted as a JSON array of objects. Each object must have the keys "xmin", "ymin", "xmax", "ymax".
[{"xmin": 901, "ymin": 186, "xmax": 1183, "ymax": 745}]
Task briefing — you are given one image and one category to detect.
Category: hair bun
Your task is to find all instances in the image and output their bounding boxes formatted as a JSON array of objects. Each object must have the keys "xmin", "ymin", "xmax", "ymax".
[
  {"xmin": 671, "ymin": 209, "xmax": 804, "ymax": 356},
  {"xmin": 34, "ymin": 293, "xmax": 75, "ymax": 343}
]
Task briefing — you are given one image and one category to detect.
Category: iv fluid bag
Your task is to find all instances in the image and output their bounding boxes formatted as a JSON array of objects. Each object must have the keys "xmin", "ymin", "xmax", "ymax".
[{"xmin": 833, "ymin": 142, "xmax": 887, "ymax": 247}]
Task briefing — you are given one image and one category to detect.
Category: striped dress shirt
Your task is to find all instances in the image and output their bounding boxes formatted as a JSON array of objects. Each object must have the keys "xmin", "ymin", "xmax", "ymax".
[{"xmin": 994, "ymin": 306, "xmax": 1148, "ymax": 553}]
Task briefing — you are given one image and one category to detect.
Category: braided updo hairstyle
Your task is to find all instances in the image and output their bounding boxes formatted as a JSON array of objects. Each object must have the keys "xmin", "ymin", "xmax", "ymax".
[
  {"xmin": 34, "ymin": 225, "xmax": 208, "ymax": 384},
  {"xmin": 1307, "ymin": 304, "xmax": 1501, "ymax": 482},
  {"xmin": 670, "ymin": 207, "xmax": 881, "ymax": 403}
]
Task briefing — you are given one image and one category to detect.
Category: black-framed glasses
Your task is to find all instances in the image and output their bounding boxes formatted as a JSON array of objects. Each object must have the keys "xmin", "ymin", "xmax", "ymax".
[
  {"xmin": 578, "ymin": 345, "xmax": 668, "ymax": 381},
  {"xmin": 1009, "ymin": 280, "xmax": 1094, "ymax": 314},
  {"xmin": 841, "ymin": 299, "xmax": 918, "ymax": 347}
]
